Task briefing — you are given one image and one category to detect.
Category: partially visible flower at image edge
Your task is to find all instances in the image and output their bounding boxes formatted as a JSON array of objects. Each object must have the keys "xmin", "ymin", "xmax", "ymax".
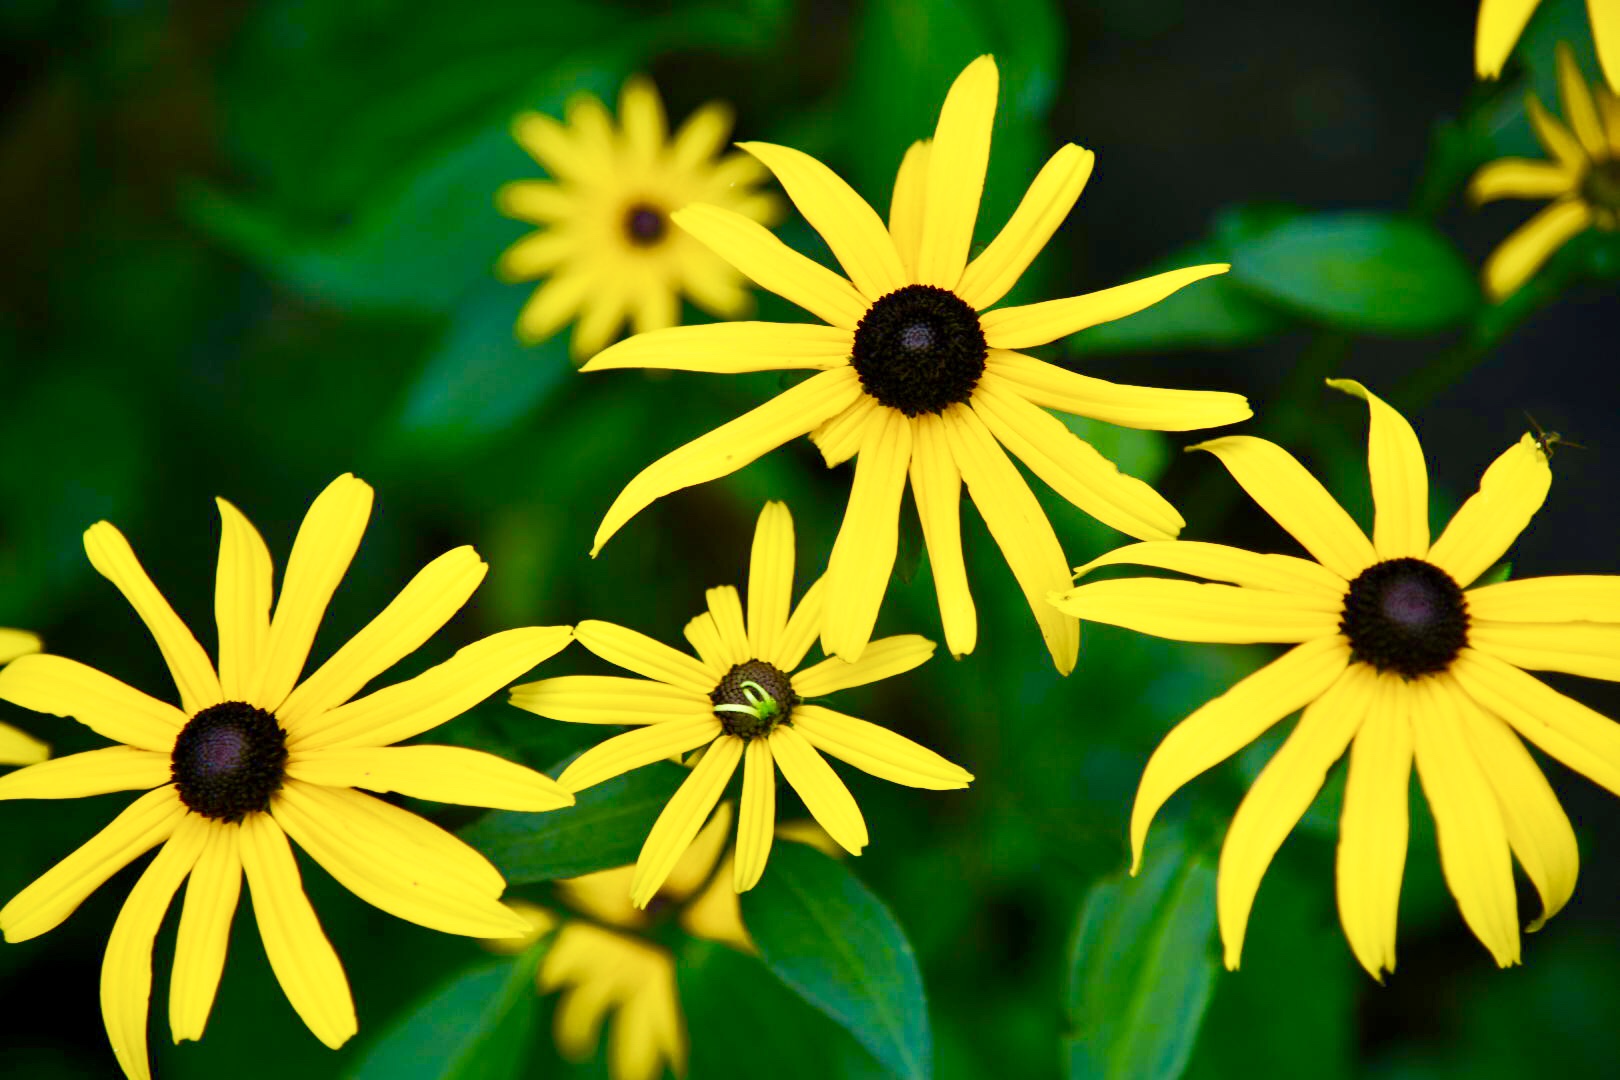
[
  {"xmin": 581, "ymin": 54, "xmax": 1250, "ymax": 674},
  {"xmin": 1052, "ymin": 379, "xmax": 1620, "ymax": 977},
  {"xmin": 1469, "ymin": 42, "xmax": 1620, "ymax": 298},
  {"xmin": 0, "ymin": 474, "xmax": 575, "ymax": 1080},
  {"xmin": 510, "ymin": 500, "xmax": 972, "ymax": 906},
  {"xmin": 1476, "ymin": 0, "xmax": 1618, "ymax": 90},
  {"xmin": 0, "ymin": 629, "xmax": 48, "ymax": 764},
  {"xmin": 497, "ymin": 74, "xmax": 782, "ymax": 359}
]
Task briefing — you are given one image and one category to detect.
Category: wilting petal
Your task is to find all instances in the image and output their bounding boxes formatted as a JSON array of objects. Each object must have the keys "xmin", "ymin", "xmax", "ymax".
[
  {"xmin": 510, "ymin": 676, "xmax": 710, "ymax": 726},
  {"xmin": 1475, "ymin": 0, "xmax": 1539, "ymax": 77},
  {"xmin": 1468, "ymin": 158, "xmax": 1578, "ymax": 204},
  {"xmin": 673, "ymin": 205, "xmax": 869, "ymax": 328},
  {"xmin": 631, "ymin": 736, "xmax": 744, "ymax": 906},
  {"xmin": 822, "ymin": 408, "xmax": 912, "ymax": 662},
  {"xmin": 1470, "ymin": 621, "xmax": 1620, "ymax": 682},
  {"xmin": 748, "ymin": 502, "xmax": 796, "ymax": 664},
  {"xmin": 1466, "ymin": 575, "xmax": 1620, "ymax": 622},
  {"xmin": 286, "ymin": 744, "xmax": 572, "ymax": 812},
  {"xmin": 792, "ymin": 704, "xmax": 972, "ymax": 790},
  {"xmin": 1072, "ymin": 540, "xmax": 1347, "ymax": 599},
  {"xmin": 985, "ymin": 350, "xmax": 1251, "ymax": 432},
  {"xmin": 1050, "ymin": 578, "xmax": 1342, "ymax": 643},
  {"xmin": 909, "ymin": 413, "xmax": 976, "ymax": 657},
  {"xmin": 980, "ymin": 265, "xmax": 1229, "ymax": 349},
  {"xmin": 583, "ymin": 321, "xmax": 854, "ymax": 375},
  {"xmin": 0, "ymin": 655, "xmax": 185, "ymax": 753},
  {"xmin": 1428, "ymin": 434, "xmax": 1551, "ymax": 587},
  {"xmin": 958, "ymin": 144, "xmax": 1094, "ymax": 310},
  {"xmin": 1327, "ymin": 379, "xmax": 1429, "ymax": 560},
  {"xmin": 1481, "ymin": 199, "xmax": 1593, "ymax": 301},
  {"xmin": 575, "ymin": 620, "xmax": 714, "ymax": 695},
  {"xmin": 769, "ymin": 725, "xmax": 868, "ymax": 855},
  {"xmin": 793, "ymin": 635, "xmax": 935, "ymax": 696},
  {"xmin": 776, "ymin": 576, "xmax": 826, "ymax": 673},
  {"xmin": 916, "ymin": 55, "xmax": 998, "ymax": 289},
  {"xmin": 0, "ymin": 746, "xmax": 169, "ymax": 801},
  {"xmin": 1336, "ymin": 674, "xmax": 1412, "ymax": 980},
  {"xmin": 888, "ymin": 140, "xmax": 931, "ymax": 278},
  {"xmin": 214, "ymin": 498, "xmax": 273, "ymax": 704},
  {"xmin": 734, "ymin": 739, "xmax": 777, "ymax": 893},
  {"xmin": 169, "ymin": 822, "xmax": 242, "ymax": 1043},
  {"xmin": 558, "ymin": 718, "xmax": 723, "ymax": 793}
]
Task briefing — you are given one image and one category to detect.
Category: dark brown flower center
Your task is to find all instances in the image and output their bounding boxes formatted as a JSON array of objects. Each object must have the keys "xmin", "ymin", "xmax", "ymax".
[
  {"xmin": 850, "ymin": 284, "xmax": 987, "ymax": 416},
  {"xmin": 171, "ymin": 701, "xmax": 288, "ymax": 822},
  {"xmin": 710, "ymin": 659, "xmax": 797, "ymax": 739},
  {"xmin": 1340, "ymin": 558, "xmax": 1469, "ymax": 678},
  {"xmin": 624, "ymin": 202, "xmax": 668, "ymax": 246}
]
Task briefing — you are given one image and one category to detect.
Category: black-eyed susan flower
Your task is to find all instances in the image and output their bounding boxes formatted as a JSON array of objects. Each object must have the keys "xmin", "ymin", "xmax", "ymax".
[
  {"xmin": 0, "ymin": 629, "xmax": 47, "ymax": 765},
  {"xmin": 1469, "ymin": 42, "xmax": 1620, "ymax": 299},
  {"xmin": 1476, "ymin": 0, "xmax": 1618, "ymax": 90},
  {"xmin": 511, "ymin": 501, "xmax": 970, "ymax": 906},
  {"xmin": 0, "ymin": 474, "xmax": 574, "ymax": 1079},
  {"xmin": 1051, "ymin": 380, "xmax": 1620, "ymax": 977},
  {"xmin": 581, "ymin": 55, "xmax": 1249, "ymax": 673},
  {"xmin": 497, "ymin": 75, "xmax": 782, "ymax": 359}
]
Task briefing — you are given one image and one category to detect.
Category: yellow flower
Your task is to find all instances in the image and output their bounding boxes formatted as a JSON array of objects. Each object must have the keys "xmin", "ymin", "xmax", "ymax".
[
  {"xmin": 511, "ymin": 501, "xmax": 971, "ymax": 907},
  {"xmin": 582, "ymin": 55, "xmax": 1249, "ymax": 673},
  {"xmin": 497, "ymin": 75, "xmax": 782, "ymax": 359},
  {"xmin": 1476, "ymin": 0, "xmax": 1618, "ymax": 90},
  {"xmin": 0, "ymin": 474, "xmax": 575, "ymax": 1079},
  {"xmin": 0, "ymin": 629, "xmax": 48, "ymax": 764},
  {"xmin": 1051, "ymin": 380, "xmax": 1620, "ymax": 977},
  {"xmin": 1469, "ymin": 42, "xmax": 1620, "ymax": 298}
]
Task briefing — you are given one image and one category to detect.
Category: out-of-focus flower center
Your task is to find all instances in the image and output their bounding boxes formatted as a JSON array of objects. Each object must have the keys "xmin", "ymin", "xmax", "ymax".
[
  {"xmin": 851, "ymin": 284, "xmax": 988, "ymax": 416},
  {"xmin": 1340, "ymin": 557, "xmax": 1470, "ymax": 678},
  {"xmin": 710, "ymin": 659, "xmax": 796, "ymax": 738},
  {"xmin": 171, "ymin": 701, "xmax": 289, "ymax": 822},
  {"xmin": 623, "ymin": 202, "xmax": 669, "ymax": 246},
  {"xmin": 1581, "ymin": 160, "xmax": 1620, "ymax": 227}
]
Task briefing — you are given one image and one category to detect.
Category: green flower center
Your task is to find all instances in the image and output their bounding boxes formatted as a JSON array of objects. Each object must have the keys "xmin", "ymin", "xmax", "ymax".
[
  {"xmin": 710, "ymin": 659, "xmax": 797, "ymax": 739},
  {"xmin": 171, "ymin": 701, "xmax": 289, "ymax": 822},
  {"xmin": 624, "ymin": 202, "xmax": 669, "ymax": 246},
  {"xmin": 1340, "ymin": 558, "xmax": 1469, "ymax": 679},
  {"xmin": 850, "ymin": 284, "xmax": 987, "ymax": 416}
]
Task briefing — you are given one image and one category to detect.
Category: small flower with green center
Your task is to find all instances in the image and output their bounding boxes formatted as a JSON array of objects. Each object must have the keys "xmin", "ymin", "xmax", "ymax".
[
  {"xmin": 0, "ymin": 629, "xmax": 47, "ymax": 765},
  {"xmin": 510, "ymin": 501, "xmax": 972, "ymax": 906},
  {"xmin": 1476, "ymin": 0, "xmax": 1618, "ymax": 90},
  {"xmin": 497, "ymin": 74, "xmax": 782, "ymax": 359},
  {"xmin": 1469, "ymin": 42, "xmax": 1620, "ymax": 298},
  {"xmin": 1051, "ymin": 379, "xmax": 1620, "ymax": 977},
  {"xmin": 581, "ymin": 54, "xmax": 1250, "ymax": 674},
  {"xmin": 0, "ymin": 474, "xmax": 575, "ymax": 1080}
]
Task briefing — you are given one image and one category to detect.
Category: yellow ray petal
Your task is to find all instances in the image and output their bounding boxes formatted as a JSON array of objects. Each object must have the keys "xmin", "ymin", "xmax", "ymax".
[
  {"xmin": 497, "ymin": 226, "xmax": 574, "ymax": 283},
  {"xmin": 631, "ymin": 735, "xmax": 743, "ymax": 907},
  {"xmin": 706, "ymin": 586, "xmax": 750, "ymax": 668},
  {"xmin": 494, "ymin": 180, "xmax": 574, "ymax": 227},
  {"xmin": 628, "ymin": 276, "xmax": 680, "ymax": 339},
  {"xmin": 237, "ymin": 813, "xmax": 356, "ymax": 1049},
  {"xmin": 1130, "ymin": 637, "xmax": 1351, "ymax": 872},
  {"xmin": 888, "ymin": 139, "xmax": 932, "ymax": 279},
  {"xmin": 972, "ymin": 375, "xmax": 1183, "ymax": 540},
  {"xmin": 793, "ymin": 635, "xmax": 935, "ymax": 696},
  {"xmin": 822, "ymin": 408, "xmax": 912, "ymax": 662},
  {"xmin": 251, "ymin": 474, "xmax": 373, "ymax": 714},
  {"xmin": 1475, "ymin": 0, "xmax": 1540, "ymax": 77},
  {"xmin": 576, "ymin": 620, "xmax": 714, "ymax": 695},
  {"xmin": 985, "ymin": 350, "xmax": 1251, "ymax": 431},
  {"xmin": 748, "ymin": 501, "xmax": 796, "ymax": 664},
  {"xmin": 1467, "ymin": 157, "xmax": 1579, "ymax": 204},
  {"xmin": 1051, "ymin": 578, "xmax": 1343, "ymax": 643},
  {"xmin": 670, "ymin": 100, "xmax": 734, "ymax": 172},
  {"xmin": 660, "ymin": 800, "xmax": 734, "ymax": 901},
  {"xmin": 1557, "ymin": 42, "xmax": 1608, "ymax": 158},
  {"xmin": 286, "ymin": 744, "xmax": 572, "ymax": 812},
  {"xmin": 84, "ymin": 522, "xmax": 221, "ymax": 716},
  {"xmin": 682, "ymin": 859, "xmax": 753, "ymax": 951},
  {"xmin": 980, "ymin": 264, "xmax": 1229, "ymax": 349},
  {"xmin": 592, "ymin": 367, "xmax": 863, "ymax": 556},
  {"xmin": 515, "ymin": 266, "xmax": 593, "ymax": 346},
  {"xmin": 1595, "ymin": 0, "xmax": 1620, "ymax": 94},
  {"xmin": 1465, "ymin": 575, "xmax": 1620, "ymax": 621},
  {"xmin": 776, "ymin": 576, "xmax": 826, "ymax": 673},
  {"xmin": 682, "ymin": 612, "xmax": 730, "ymax": 674},
  {"xmin": 295, "ymin": 625, "xmax": 572, "ymax": 752},
  {"xmin": 1190, "ymin": 436, "xmax": 1378, "ymax": 580},
  {"xmin": 1072, "ymin": 540, "xmax": 1348, "ymax": 599},
  {"xmin": 943, "ymin": 403, "xmax": 1078, "ymax": 673},
  {"xmin": 1326, "ymin": 379, "xmax": 1430, "ymax": 560},
  {"xmin": 0, "ymin": 654, "xmax": 185, "ymax": 753},
  {"xmin": 558, "ymin": 718, "xmax": 723, "ymax": 793},
  {"xmin": 0, "ymin": 627, "xmax": 41, "ymax": 663},
  {"xmin": 101, "ymin": 813, "xmax": 208, "ymax": 1080},
  {"xmin": 769, "ymin": 725, "xmax": 868, "ymax": 855},
  {"xmin": 958, "ymin": 144, "xmax": 1094, "ymax": 310},
  {"xmin": 811, "ymin": 396, "xmax": 882, "ymax": 469},
  {"xmin": 1527, "ymin": 92, "xmax": 1588, "ymax": 171},
  {"xmin": 509, "ymin": 675, "xmax": 709, "ymax": 726},
  {"xmin": 673, "ymin": 205, "xmax": 869, "ymax": 328},
  {"xmin": 618, "ymin": 74, "xmax": 667, "ymax": 168},
  {"xmin": 1481, "ymin": 198, "xmax": 1593, "ymax": 301},
  {"xmin": 916, "ymin": 55, "xmax": 998, "ymax": 289},
  {"xmin": 169, "ymin": 822, "xmax": 242, "ymax": 1043},
  {"xmin": 583, "ymin": 321, "xmax": 853, "ymax": 375},
  {"xmin": 1427, "ymin": 434, "xmax": 1551, "ymax": 587},
  {"xmin": 1410, "ymin": 678, "xmax": 1520, "ymax": 967},
  {"xmin": 734, "ymin": 739, "xmax": 777, "ymax": 892},
  {"xmin": 1335, "ymin": 674, "xmax": 1412, "ymax": 980},
  {"xmin": 1470, "ymin": 620, "xmax": 1620, "ymax": 681},
  {"xmin": 0, "ymin": 722, "xmax": 47, "ymax": 766},
  {"xmin": 510, "ymin": 109, "xmax": 592, "ymax": 179},
  {"xmin": 214, "ymin": 498, "xmax": 273, "ymax": 704},
  {"xmin": 1219, "ymin": 663, "xmax": 1373, "ymax": 969},
  {"xmin": 276, "ymin": 546, "xmax": 487, "ymax": 734},
  {"xmin": 909, "ymin": 413, "xmax": 976, "ymax": 658},
  {"xmin": 791, "ymin": 704, "xmax": 972, "ymax": 790},
  {"xmin": 0, "ymin": 745, "xmax": 169, "ymax": 801}
]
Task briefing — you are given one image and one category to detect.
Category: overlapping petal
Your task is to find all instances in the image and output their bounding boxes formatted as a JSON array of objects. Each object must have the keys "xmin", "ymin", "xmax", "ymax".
[
  {"xmin": 575, "ymin": 620, "xmax": 716, "ymax": 695},
  {"xmin": 768, "ymin": 725, "xmax": 868, "ymax": 855},
  {"xmin": 985, "ymin": 351, "xmax": 1251, "ymax": 432},
  {"xmin": 957, "ymin": 144, "xmax": 1094, "ymax": 310},
  {"xmin": 791, "ymin": 704, "xmax": 971, "ymax": 790},
  {"xmin": 169, "ymin": 823, "xmax": 242, "ymax": 1043},
  {"xmin": 285, "ymin": 745, "xmax": 572, "ymax": 812},
  {"xmin": 1051, "ymin": 578, "xmax": 1343, "ymax": 644},
  {"xmin": 1071, "ymin": 540, "xmax": 1348, "ymax": 599},
  {"xmin": 822, "ymin": 407, "xmax": 912, "ymax": 662},
  {"xmin": 887, "ymin": 140, "xmax": 931, "ymax": 276},
  {"xmin": 631, "ymin": 736, "xmax": 743, "ymax": 907},
  {"xmin": 0, "ymin": 655, "xmax": 185, "ymax": 754}
]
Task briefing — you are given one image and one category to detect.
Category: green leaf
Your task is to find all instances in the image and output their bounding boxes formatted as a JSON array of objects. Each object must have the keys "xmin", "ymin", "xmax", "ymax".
[
  {"xmin": 1063, "ymin": 830, "xmax": 1218, "ymax": 1080},
  {"xmin": 458, "ymin": 762, "xmax": 686, "ymax": 884},
  {"xmin": 1229, "ymin": 211, "xmax": 1479, "ymax": 334},
  {"xmin": 346, "ymin": 945, "xmax": 542, "ymax": 1080},
  {"xmin": 741, "ymin": 844, "xmax": 933, "ymax": 1080}
]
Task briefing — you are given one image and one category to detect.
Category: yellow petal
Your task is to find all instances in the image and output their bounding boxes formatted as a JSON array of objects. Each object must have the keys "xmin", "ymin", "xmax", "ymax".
[
  {"xmin": 0, "ymin": 746, "xmax": 169, "ymax": 801},
  {"xmin": 617, "ymin": 74, "xmax": 666, "ymax": 168},
  {"xmin": 575, "ymin": 620, "xmax": 714, "ymax": 695},
  {"xmin": 776, "ymin": 576, "xmax": 826, "ymax": 673},
  {"xmin": 515, "ymin": 267, "xmax": 592, "ymax": 346},
  {"xmin": 1050, "ymin": 578, "xmax": 1343, "ymax": 643},
  {"xmin": 1595, "ymin": 0, "xmax": 1620, "ymax": 93},
  {"xmin": 958, "ymin": 144, "xmax": 1094, "ymax": 310},
  {"xmin": 769, "ymin": 725, "xmax": 868, "ymax": 855},
  {"xmin": 0, "ymin": 627, "xmax": 41, "ymax": 664},
  {"xmin": 169, "ymin": 822, "xmax": 242, "ymax": 1043},
  {"xmin": 670, "ymin": 100, "xmax": 734, "ymax": 173},
  {"xmin": 1475, "ymin": 0, "xmax": 1539, "ymax": 77},
  {"xmin": 972, "ymin": 375, "xmax": 1184, "ymax": 540},
  {"xmin": 295, "ymin": 626, "xmax": 573, "ymax": 752},
  {"xmin": 1557, "ymin": 41, "xmax": 1608, "ymax": 158},
  {"xmin": 980, "ymin": 265, "xmax": 1229, "ymax": 349},
  {"xmin": 1465, "ymin": 575, "xmax": 1620, "ymax": 621},
  {"xmin": 660, "ymin": 800, "xmax": 735, "ymax": 901},
  {"xmin": 276, "ymin": 546, "xmax": 487, "ymax": 735},
  {"xmin": 791, "ymin": 704, "xmax": 972, "ymax": 790},
  {"xmin": 558, "ymin": 718, "xmax": 723, "ymax": 793},
  {"xmin": 1335, "ymin": 674, "xmax": 1412, "ymax": 980},
  {"xmin": 1130, "ymin": 637, "xmax": 1351, "ymax": 873},
  {"xmin": 0, "ymin": 654, "xmax": 185, "ymax": 753},
  {"xmin": 747, "ymin": 502, "xmax": 796, "ymax": 664},
  {"xmin": 494, "ymin": 181, "xmax": 573, "ymax": 226},
  {"xmin": 1218, "ymin": 663, "xmax": 1373, "ymax": 969},
  {"xmin": 822, "ymin": 408, "xmax": 912, "ymax": 662},
  {"xmin": 101, "ymin": 814, "xmax": 208, "ymax": 1080},
  {"xmin": 734, "ymin": 739, "xmax": 777, "ymax": 892},
  {"xmin": 1190, "ymin": 436, "xmax": 1378, "ymax": 580},
  {"xmin": 811, "ymin": 396, "xmax": 882, "ymax": 469},
  {"xmin": 682, "ymin": 612, "xmax": 730, "ymax": 674},
  {"xmin": 1470, "ymin": 620, "xmax": 1620, "ymax": 681},
  {"xmin": 793, "ymin": 635, "xmax": 935, "ymax": 696},
  {"xmin": 1467, "ymin": 157, "xmax": 1578, "ymax": 204},
  {"xmin": 510, "ymin": 675, "xmax": 709, "ymax": 726},
  {"xmin": 1527, "ymin": 92, "xmax": 1587, "ymax": 171},
  {"xmin": 1410, "ymin": 678, "xmax": 1520, "ymax": 967},
  {"xmin": 214, "ymin": 498, "xmax": 273, "ymax": 704},
  {"xmin": 627, "ymin": 277, "xmax": 680, "ymax": 340},
  {"xmin": 631, "ymin": 735, "xmax": 743, "ymax": 907},
  {"xmin": 683, "ymin": 858, "xmax": 754, "ymax": 951},
  {"xmin": 583, "ymin": 321, "xmax": 854, "ymax": 375},
  {"xmin": 497, "ymin": 228, "xmax": 573, "ymax": 284},
  {"xmin": 706, "ymin": 586, "xmax": 750, "ymax": 668},
  {"xmin": 942, "ymin": 403, "xmax": 1078, "ymax": 674},
  {"xmin": 1427, "ymin": 434, "xmax": 1551, "ymax": 587},
  {"xmin": 1072, "ymin": 540, "xmax": 1348, "ymax": 600},
  {"xmin": 0, "ymin": 722, "xmax": 48, "ymax": 766},
  {"xmin": 510, "ymin": 108, "xmax": 592, "ymax": 179},
  {"xmin": 985, "ymin": 350, "xmax": 1252, "ymax": 432},
  {"xmin": 673, "ymin": 205, "xmax": 869, "ymax": 328},
  {"xmin": 888, "ymin": 140, "xmax": 932, "ymax": 278},
  {"xmin": 909, "ymin": 413, "xmax": 976, "ymax": 658},
  {"xmin": 251, "ymin": 474, "xmax": 373, "ymax": 714},
  {"xmin": 1326, "ymin": 379, "xmax": 1430, "ymax": 560},
  {"xmin": 286, "ymin": 744, "xmax": 572, "ymax": 812},
  {"xmin": 916, "ymin": 55, "xmax": 998, "ymax": 289},
  {"xmin": 592, "ymin": 367, "xmax": 863, "ymax": 556},
  {"xmin": 84, "ymin": 522, "xmax": 221, "ymax": 716},
  {"xmin": 1481, "ymin": 198, "xmax": 1592, "ymax": 300}
]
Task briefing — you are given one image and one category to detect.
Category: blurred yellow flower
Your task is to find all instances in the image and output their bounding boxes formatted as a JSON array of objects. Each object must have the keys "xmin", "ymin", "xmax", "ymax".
[
  {"xmin": 0, "ymin": 475, "xmax": 574, "ymax": 1079},
  {"xmin": 0, "ymin": 629, "xmax": 48, "ymax": 764},
  {"xmin": 1053, "ymin": 380, "xmax": 1620, "ymax": 977},
  {"xmin": 1470, "ymin": 42, "xmax": 1620, "ymax": 298},
  {"xmin": 511, "ymin": 501, "xmax": 970, "ymax": 907},
  {"xmin": 583, "ymin": 55, "xmax": 1248, "ymax": 673},
  {"xmin": 1476, "ymin": 0, "xmax": 1618, "ymax": 90},
  {"xmin": 497, "ymin": 75, "xmax": 782, "ymax": 359}
]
